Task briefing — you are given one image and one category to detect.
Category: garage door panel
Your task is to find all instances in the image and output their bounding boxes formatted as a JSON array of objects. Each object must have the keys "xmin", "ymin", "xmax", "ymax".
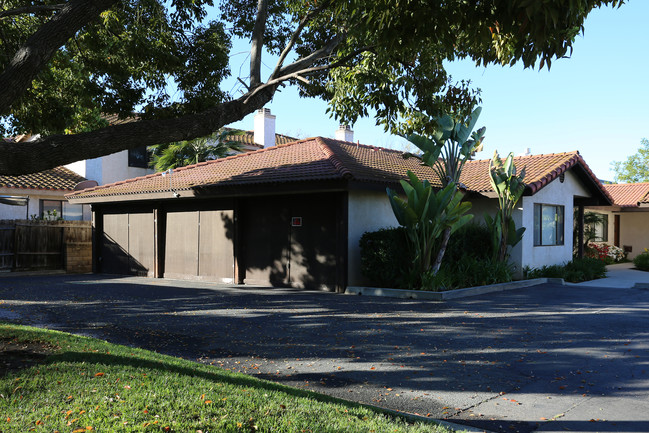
[
  {"xmin": 289, "ymin": 196, "xmax": 337, "ymax": 290},
  {"xmin": 198, "ymin": 210, "xmax": 234, "ymax": 282},
  {"xmin": 165, "ymin": 211, "xmax": 199, "ymax": 278},
  {"xmin": 128, "ymin": 212, "xmax": 154, "ymax": 277},
  {"xmin": 101, "ymin": 213, "xmax": 129, "ymax": 275},
  {"xmin": 243, "ymin": 200, "xmax": 289, "ymax": 286}
]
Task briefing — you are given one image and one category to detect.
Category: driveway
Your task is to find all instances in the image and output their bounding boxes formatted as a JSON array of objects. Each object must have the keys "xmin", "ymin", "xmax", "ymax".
[{"xmin": 0, "ymin": 274, "xmax": 648, "ymax": 433}]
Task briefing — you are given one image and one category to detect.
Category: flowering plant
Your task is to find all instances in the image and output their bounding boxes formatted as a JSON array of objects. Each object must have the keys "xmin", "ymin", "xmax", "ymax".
[{"xmin": 585, "ymin": 243, "xmax": 626, "ymax": 263}]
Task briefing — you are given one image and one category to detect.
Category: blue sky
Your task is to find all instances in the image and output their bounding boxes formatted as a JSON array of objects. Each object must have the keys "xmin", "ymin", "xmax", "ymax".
[{"xmin": 225, "ymin": 1, "xmax": 647, "ymax": 181}]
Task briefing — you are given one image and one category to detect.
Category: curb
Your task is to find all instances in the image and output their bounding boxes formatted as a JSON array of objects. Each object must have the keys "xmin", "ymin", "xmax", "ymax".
[
  {"xmin": 360, "ymin": 402, "xmax": 494, "ymax": 433},
  {"xmin": 345, "ymin": 278, "xmax": 564, "ymax": 300},
  {"xmin": 0, "ymin": 269, "xmax": 67, "ymax": 278}
]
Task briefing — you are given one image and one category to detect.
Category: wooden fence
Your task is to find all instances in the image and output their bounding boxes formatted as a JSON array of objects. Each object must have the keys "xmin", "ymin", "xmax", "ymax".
[{"xmin": 0, "ymin": 220, "xmax": 92, "ymax": 273}]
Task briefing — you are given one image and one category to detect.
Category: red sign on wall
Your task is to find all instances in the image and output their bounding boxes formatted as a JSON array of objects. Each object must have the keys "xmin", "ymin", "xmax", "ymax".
[{"xmin": 291, "ymin": 217, "xmax": 302, "ymax": 227}]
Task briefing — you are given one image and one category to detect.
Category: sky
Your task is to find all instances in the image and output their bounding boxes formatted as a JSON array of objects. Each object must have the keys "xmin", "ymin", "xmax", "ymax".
[{"xmin": 224, "ymin": 0, "xmax": 648, "ymax": 182}]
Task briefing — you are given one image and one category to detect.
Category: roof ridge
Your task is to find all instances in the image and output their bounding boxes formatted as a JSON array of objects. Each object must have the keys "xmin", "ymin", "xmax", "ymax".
[
  {"xmin": 605, "ymin": 182, "xmax": 649, "ymax": 187},
  {"xmin": 315, "ymin": 138, "xmax": 354, "ymax": 179}
]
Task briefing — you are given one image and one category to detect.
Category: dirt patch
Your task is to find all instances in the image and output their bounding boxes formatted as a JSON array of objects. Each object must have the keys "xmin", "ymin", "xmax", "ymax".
[{"xmin": 0, "ymin": 337, "xmax": 58, "ymax": 377}]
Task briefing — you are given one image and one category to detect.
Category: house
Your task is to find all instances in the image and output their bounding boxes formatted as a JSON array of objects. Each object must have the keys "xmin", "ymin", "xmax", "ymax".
[
  {"xmin": 0, "ymin": 166, "xmax": 89, "ymax": 220},
  {"xmin": 67, "ymin": 136, "xmax": 611, "ymax": 290},
  {"xmin": 585, "ymin": 183, "xmax": 649, "ymax": 259}
]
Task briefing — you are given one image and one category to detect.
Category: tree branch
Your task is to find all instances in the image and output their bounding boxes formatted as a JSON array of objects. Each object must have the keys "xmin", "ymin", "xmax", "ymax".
[
  {"xmin": 269, "ymin": 2, "xmax": 330, "ymax": 80},
  {"xmin": 0, "ymin": 4, "xmax": 65, "ymax": 19},
  {"xmin": 249, "ymin": 0, "xmax": 268, "ymax": 88},
  {"xmin": 244, "ymin": 44, "xmax": 374, "ymax": 104},
  {"xmin": 0, "ymin": 85, "xmax": 278, "ymax": 175},
  {"xmin": 0, "ymin": 0, "xmax": 119, "ymax": 115},
  {"xmin": 275, "ymin": 33, "xmax": 345, "ymax": 78}
]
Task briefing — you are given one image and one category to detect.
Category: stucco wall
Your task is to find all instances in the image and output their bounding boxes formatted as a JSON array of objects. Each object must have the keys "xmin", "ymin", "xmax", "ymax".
[
  {"xmin": 347, "ymin": 189, "xmax": 398, "ymax": 286},
  {"xmin": 619, "ymin": 212, "xmax": 649, "ymax": 259},
  {"xmin": 519, "ymin": 171, "xmax": 590, "ymax": 270},
  {"xmin": 66, "ymin": 151, "xmax": 154, "ymax": 186},
  {"xmin": 101, "ymin": 151, "xmax": 154, "ymax": 185}
]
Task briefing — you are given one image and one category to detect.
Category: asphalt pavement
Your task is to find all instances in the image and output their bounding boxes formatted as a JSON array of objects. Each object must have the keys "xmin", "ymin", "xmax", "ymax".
[{"xmin": 0, "ymin": 273, "xmax": 647, "ymax": 433}]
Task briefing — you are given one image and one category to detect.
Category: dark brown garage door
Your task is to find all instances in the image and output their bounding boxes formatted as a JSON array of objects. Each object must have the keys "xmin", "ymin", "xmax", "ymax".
[
  {"xmin": 242, "ymin": 194, "xmax": 338, "ymax": 290},
  {"xmin": 100, "ymin": 211, "xmax": 154, "ymax": 276},
  {"xmin": 164, "ymin": 210, "xmax": 234, "ymax": 282}
]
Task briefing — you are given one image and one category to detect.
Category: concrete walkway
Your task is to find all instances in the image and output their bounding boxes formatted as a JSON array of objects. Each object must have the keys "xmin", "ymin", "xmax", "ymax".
[{"xmin": 569, "ymin": 262, "xmax": 649, "ymax": 288}]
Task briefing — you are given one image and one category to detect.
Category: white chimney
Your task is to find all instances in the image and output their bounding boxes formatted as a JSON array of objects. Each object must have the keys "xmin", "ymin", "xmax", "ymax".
[
  {"xmin": 335, "ymin": 125, "xmax": 354, "ymax": 142},
  {"xmin": 254, "ymin": 108, "xmax": 276, "ymax": 148}
]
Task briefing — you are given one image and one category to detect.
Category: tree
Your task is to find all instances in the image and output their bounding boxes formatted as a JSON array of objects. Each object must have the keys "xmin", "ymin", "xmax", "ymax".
[
  {"xmin": 485, "ymin": 151, "xmax": 526, "ymax": 262},
  {"xmin": 401, "ymin": 107, "xmax": 485, "ymax": 274},
  {"xmin": 0, "ymin": 0, "xmax": 623, "ymax": 175},
  {"xmin": 149, "ymin": 129, "xmax": 244, "ymax": 172},
  {"xmin": 387, "ymin": 107, "xmax": 484, "ymax": 286},
  {"xmin": 612, "ymin": 138, "xmax": 649, "ymax": 183}
]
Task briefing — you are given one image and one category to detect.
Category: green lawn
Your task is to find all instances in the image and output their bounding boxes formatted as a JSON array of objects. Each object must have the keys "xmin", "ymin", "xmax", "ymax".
[{"xmin": 0, "ymin": 323, "xmax": 454, "ymax": 433}]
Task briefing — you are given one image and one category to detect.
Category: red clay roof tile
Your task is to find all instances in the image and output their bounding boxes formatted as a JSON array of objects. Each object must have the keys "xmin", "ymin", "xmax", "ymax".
[
  {"xmin": 1, "ymin": 166, "xmax": 87, "ymax": 192},
  {"xmin": 603, "ymin": 183, "xmax": 649, "ymax": 207},
  {"xmin": 66, "ymin": 138, "xmax": 609, "ymax": 203}
]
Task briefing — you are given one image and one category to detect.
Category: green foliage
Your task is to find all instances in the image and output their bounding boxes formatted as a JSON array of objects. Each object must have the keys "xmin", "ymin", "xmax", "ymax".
[
  {"xmin": 612, "ymin": 138, "xmax": 649, "ymax": 183},
  {"xmin": 442, "ymin": 223, "xmax": 495, "ymax": 263},
  {"xmin": 388, "ymin": 107, "xmax": 484, "ymax": 278},
  {"xmin": 1, "ymin": 0, "xmax": 231, "ymax": 136},
  {"xmin": 0, "ymin": 0, "xmax": 624, "ymax": 157},
  {"xmin": 318, "ymin": 1, "xmax": 624, "ymax": 136},
  {"xmin": 387, "ymin": 175, "xmax": 473, "ymax": 278},
  {"xmin": 485, "ymin": 151, "xmax": 526, "ymax": 262},
  {"xmin": 359, "ymin": 228, "xmax": 412, "ymax": 289},
  {"xmin": 150, "ymin": 129, "xmax": 243, "ymax": 171},
  {"xmin": 403, "ymin": 107, "xmax": 486, "ymax": 186},
  {"xmin": 633, "ymin": 249, "xmax": 649, "ymax": 271},
  {"xmin": 524, "ymin": 258, "xmax": 607, "ymax": 282},
  {"xmin": 421, "ymin": 257, "xmax": 512, "ymax": 292},
  {"xmin": 359, "ymin": 224, "xmax": 504, "ymax": 290}
]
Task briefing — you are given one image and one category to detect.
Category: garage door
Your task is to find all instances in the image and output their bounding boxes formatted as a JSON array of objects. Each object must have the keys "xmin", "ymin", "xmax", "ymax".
[
  {"xmin": 100, "ymin": 212, "xmax": 154, "ymax": 276},
  {"xmin": 242, "ymin": 195, "xmax": 337, "ymax": 290},
  {"xmin": 164, "ymin": 210, "xmax": 234, "ymax": 282}
]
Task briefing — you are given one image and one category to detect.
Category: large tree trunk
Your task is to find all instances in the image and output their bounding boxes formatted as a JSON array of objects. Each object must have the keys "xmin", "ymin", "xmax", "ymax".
[{"xmin": 0, "ymin": 87, "xmax": 277, "ymax": 175}]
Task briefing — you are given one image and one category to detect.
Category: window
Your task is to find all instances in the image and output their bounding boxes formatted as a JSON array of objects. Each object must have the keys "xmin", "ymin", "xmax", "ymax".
[
  {"xmin": 39, "ymin": 200, "xmax": 86, "ymax": 220},
  {"xmin": 40, "ymin": 199, "xmax": 62, "ymax": 219},
  {"xmin": 592, "ymin": 214, "xmax": 608, "ymax": 242},
  {"xmin": 534, "ymin": 204, "xmax": 564, "ymax": 246},
  {"xmin": 63, "ymin": 202, "xmax": 84, "ymax": 221},
  {"xmin": 128, "ymin": 146, "xmax": 150, "ymax": 168}
]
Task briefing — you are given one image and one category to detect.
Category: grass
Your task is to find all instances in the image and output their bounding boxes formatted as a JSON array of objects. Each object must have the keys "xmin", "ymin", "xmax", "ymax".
[{"xmin": 0, "ymin": 323, "xmax": 452, "ymax": 433}]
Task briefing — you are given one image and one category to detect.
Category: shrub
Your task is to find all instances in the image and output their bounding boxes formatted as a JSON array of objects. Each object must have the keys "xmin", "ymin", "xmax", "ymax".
[
  {"xmin": 585, "ymin": 243, "xmax": 626, "ymax": 264},
  {"xmin": 359, "ymin": 224, "xmax": 496, "ymax": 289},
  {"xmin": 524, "ymin": 257, "xmax": 606, "ymax": 283},
  {"xmin": 442, "ymin": 223, "xmax": 494, "ymax": 263},
  {"xmin": 359, "ymin": 228, "xmax": 412, "ymax": 288},
  {"xmin": 633, "ymin": 249, "xmax": 649, "ymax": 271},
  {"xmin": 525, "ymin": 264, "xmax": 565, "ymax": 279},
  {"xmin": 421, "ymin": 257, "xmax": 512, "ymax": 291}
]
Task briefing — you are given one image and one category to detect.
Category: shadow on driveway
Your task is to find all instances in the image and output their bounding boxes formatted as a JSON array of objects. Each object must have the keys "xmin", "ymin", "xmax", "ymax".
[{"xmin": 1, "ymin": 274, "xmax": 648, "ymax": 433}]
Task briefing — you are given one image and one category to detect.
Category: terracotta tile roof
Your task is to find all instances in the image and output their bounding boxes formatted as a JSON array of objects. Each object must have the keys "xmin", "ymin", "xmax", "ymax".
[
  {"xmin": 67, "ymin": 138, "xmax": 609, "ymax": 203},
  {"xmin": 0, "ymin": 166, "xmax": 87, "ymax": 192},
  {"xmin": 461, "ymin": 151, "xmax": 607, "ymax": 195},
  {"xmin": 603, "ymin": 183, "xmax": 649, "ymax": 207}
]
